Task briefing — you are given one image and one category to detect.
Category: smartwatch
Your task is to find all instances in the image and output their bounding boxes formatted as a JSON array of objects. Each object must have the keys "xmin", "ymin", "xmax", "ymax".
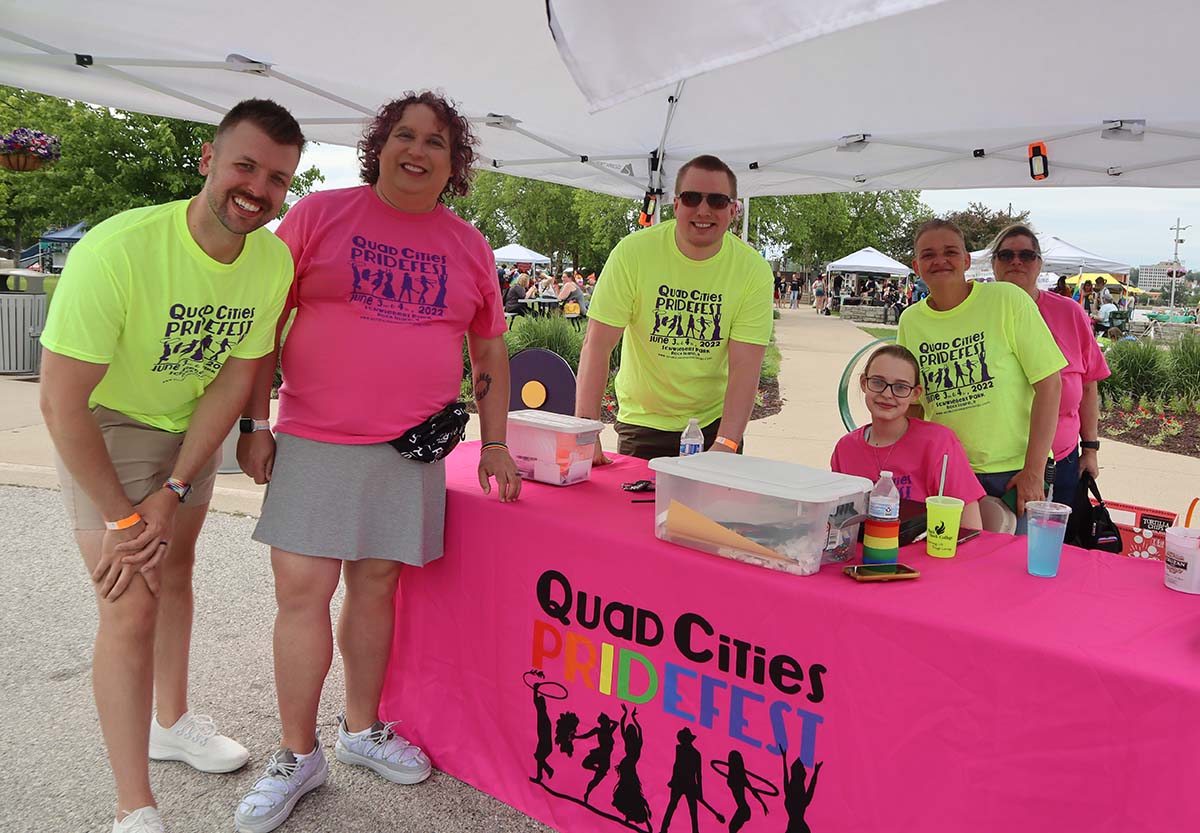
[
  {"xmin": 162, "ymin": 477, "xmax": 191, "ymax": 503},
  {"xmin": 239, "ymin": 418, "xmax": 271, "ymax": 434},
  {"xmin": 1080, "ymin": 440, "xmax": 1101, "ymax": 451}
]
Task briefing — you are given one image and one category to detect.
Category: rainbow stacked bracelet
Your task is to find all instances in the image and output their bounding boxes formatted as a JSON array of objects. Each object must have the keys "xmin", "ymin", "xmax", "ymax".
[{"xmin": 481, "ymin": 441, "xmax": 508, "ymax": 453}]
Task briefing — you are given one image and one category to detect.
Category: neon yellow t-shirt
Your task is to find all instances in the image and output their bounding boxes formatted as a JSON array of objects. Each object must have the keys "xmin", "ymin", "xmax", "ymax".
[
  {"xmin": 40, "ymin": 200, "xmax": 293, "ymax": 432},
  {"xmin": 587, "ymin": 220, "xmax": 774, "ymax": 431},
  {"xmin": 896, "ymin": 281, "xmax": 1066, "ymax": 473}
]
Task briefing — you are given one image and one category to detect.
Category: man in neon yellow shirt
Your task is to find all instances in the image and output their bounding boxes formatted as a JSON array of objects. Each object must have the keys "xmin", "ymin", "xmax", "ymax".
[
  {"xmin": 576, "ymin": 155, "xmax": 774, "ymax": 461},
  {"xmin": 39, "ymin": 100, "xmax": 303, "ymax": 833}
]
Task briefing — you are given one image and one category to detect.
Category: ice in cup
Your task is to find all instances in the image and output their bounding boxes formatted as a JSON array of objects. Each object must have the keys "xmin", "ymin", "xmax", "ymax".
[
  {"xmin": 925, "ymin": 496, "xmax": 964, "ymax": 558},
  {"xmin": 1026, "ymin": 501, "xmax": 1072, "ymax": 577}
]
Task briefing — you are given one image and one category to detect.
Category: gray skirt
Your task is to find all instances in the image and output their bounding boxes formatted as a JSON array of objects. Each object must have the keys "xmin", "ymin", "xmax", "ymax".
[{"xmin": 253, "ymin": 433, "xmax": 446, "ymax": 565}]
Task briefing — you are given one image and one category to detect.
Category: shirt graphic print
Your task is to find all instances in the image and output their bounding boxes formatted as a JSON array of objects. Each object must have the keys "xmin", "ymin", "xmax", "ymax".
[{"xmin": 347, "ymin": 234, "xmax": 449, "ymax": 324}]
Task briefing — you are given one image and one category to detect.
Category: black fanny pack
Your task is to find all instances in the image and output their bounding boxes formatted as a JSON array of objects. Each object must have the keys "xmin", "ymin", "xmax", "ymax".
[{"xmin": 387, "ymin": 401, "xmax": 470, "ymax": 463}]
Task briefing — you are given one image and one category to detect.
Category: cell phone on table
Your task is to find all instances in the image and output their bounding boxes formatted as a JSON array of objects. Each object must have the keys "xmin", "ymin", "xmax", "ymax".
[
  {"xmin": 843, "ymin": 564, "xmax": 920, "ymax": 582},
  {"xmin": 958, "ymin": 528, "xmax": 982, "ymax": 545}
]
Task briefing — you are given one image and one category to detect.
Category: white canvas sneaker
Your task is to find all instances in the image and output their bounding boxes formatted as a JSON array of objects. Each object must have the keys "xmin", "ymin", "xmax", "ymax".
[
  {"xmin": 113, "ymin": 806, "xmax": 165, "ymax": 833},
  {"xmin": 234, "ymin": 745, "xmax": 328, "ymax": 833},
  {"xmin": 334, "ymin": 716, "xmax": 431, "ymax": 784},
  {"xmin": 149, "ymin": 711, "xmax": 250, "ymax": 773}
]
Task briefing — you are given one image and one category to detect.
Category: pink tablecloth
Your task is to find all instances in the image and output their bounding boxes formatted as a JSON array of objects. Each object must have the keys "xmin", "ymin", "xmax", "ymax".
[{"xmin": 382, "ymin": 444, "xmax": 1200, "ymax": 833}]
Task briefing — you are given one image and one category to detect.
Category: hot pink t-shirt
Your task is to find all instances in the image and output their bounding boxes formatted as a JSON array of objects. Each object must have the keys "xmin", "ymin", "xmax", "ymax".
[
  {"xmin": 830, "ymin": 418, "xmax": 985, "ymax": 504},
  {"xmin": 1035, "ymin": 290, "xmax": 1110, "ymax": 460},
  {"xmin": 274, "ymin": 186, "xmax": 504, "ymax": 444}
]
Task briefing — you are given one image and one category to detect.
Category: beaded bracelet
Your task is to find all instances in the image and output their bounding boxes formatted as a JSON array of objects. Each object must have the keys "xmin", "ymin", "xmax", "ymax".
[{"xmin": 481, "ymin": 441, "xmax": 508, "ymax": 453}]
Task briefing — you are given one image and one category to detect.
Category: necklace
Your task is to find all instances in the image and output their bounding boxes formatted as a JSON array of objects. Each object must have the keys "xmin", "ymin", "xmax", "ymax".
[{"xmin": 865, "ymin": 422, "xmax": 908, "ymax": 477}]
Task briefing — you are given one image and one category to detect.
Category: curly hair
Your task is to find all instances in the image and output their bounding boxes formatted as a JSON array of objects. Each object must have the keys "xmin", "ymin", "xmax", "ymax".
[{"xmin": 358, "ymin": 91, "xmax": 478, "ymax": 201}]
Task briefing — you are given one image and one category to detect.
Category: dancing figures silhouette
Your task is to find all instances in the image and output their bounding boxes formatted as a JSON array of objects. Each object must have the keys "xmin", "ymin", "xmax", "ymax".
[
  {"xmin": 576, "ymin": 713, "xmax": 619, "ymax": 805},
  {"xmin": 780, "ymin": 745, "xmax": 823, "ymax": 833},
  {"xmin": 714, "ymin": 750, "xmax": 773, "ymax": 832},
  {"xmin": 531, "ymin": 683, "xmax": 555, "ymax": 783},
  {"xmin": 660, "ymin": 728, "xmax": 722, "ymax": 833},
  {"xmin": 611, "ymin": 705, "xmax": 652, "ymax": 831}
]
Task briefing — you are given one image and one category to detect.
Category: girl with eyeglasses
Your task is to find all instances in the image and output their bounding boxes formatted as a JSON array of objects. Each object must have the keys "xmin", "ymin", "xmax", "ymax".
[{"xmin": 831, "ymin": 345, "xmax": 984, "ymax": 526}]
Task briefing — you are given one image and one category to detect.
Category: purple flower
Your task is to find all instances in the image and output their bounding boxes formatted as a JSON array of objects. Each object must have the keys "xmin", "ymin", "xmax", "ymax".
[{"xmin": 1, "ymin": 128, "xmax": 61, "ymax": 161}]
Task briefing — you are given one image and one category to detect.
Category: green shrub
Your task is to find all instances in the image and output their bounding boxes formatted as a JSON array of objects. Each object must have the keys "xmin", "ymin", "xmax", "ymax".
[
  {"xmin": 1101, "ymin": 340, "xmax": 1169, "ymax": 403},
  {"xmin": 760, "ymin": 344, "xmax": 782, "ymax": 382},
  {"xmin": 504, "ymin": 315, "xmax": 585, "ymax": 370},
  {"xmin": 1168, "ymin": 331, "xmax": 1200, "ymax": 400}
]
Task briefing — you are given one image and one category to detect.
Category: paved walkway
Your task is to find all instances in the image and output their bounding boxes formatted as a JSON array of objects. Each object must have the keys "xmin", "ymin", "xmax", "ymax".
[{"xmin": 2, "ymin": 306, "xmax": 1196, "ymax": 832}]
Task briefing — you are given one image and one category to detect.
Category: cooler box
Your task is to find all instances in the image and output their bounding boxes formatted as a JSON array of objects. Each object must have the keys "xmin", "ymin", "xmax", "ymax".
[
  {"xmin": 648, "ymin": 453, "xmax": 872, "ymax": 576},
  {"xmin": 507, "ymin": 410, "xmax": 603, "ymax": 486}
]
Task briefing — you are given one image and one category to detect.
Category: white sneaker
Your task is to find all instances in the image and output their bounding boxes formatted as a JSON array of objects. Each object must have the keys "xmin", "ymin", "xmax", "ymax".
[
  {"xmin": 113, "ymin": 806, "xmax": 165, "ymax": 833},
  {"xmin": 334, "ymin": 716, "xmax": 431, "ymax": 784},
  {"xmin": 234, "ymin": 745, "xmax": 328, "ymax": 833},
  {"xmin": 149, "ymin": 711, "xmax": 250, "ymax": 773}
]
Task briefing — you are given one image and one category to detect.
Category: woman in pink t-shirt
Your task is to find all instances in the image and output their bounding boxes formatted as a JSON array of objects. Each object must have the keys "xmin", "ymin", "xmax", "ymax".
[
  {"xmin": 832, "ymin": 345, "xmax": 984, "ymax": 527},
  {"xmin": 990, "ymin": 224, "xmax": 1110, "ymax": 509},
  {"xmin": 233, "ymin": 93, "xmax": 520, "ymax": 830}
]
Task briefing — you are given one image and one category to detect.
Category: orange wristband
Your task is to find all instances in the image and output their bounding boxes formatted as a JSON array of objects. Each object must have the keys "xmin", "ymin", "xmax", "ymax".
[
  {"xmin": 714, "ymin": 436, "xmax": 739, "ymax": 452},
  {"xmin": 104, "ymin": 512, "xmax": 142, "ymax": 531}
]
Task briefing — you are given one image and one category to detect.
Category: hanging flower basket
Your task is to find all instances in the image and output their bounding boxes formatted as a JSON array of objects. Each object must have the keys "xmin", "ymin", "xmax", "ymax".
[
  {"xmin": 0, "ymin": 128, "xmax": 61, "ymax": 172},
  {"xmin": 0, "ymin": 152, "xmax": 44, "ymax": 171}
]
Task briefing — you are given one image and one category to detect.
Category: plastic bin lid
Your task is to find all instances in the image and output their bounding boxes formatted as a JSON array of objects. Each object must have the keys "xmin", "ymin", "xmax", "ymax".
[
  {"xmin": 507, "ymin": 410, "xmax": 603, "ymax": 434},
  {"xmin": 649, "ymin": 453, "xmax": 873, "ymax": 503}
]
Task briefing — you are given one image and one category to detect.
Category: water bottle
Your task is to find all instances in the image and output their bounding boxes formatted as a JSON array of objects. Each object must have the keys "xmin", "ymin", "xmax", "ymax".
[
  {"xmin": 864, "ymin": 470, "xmax": 901, "ymax": 564},
  {"xmin": 679, "ymin": 418, "xmax": 704, "ymax": 457},
  {"xmin": 868, "ymin": 470, "xmax": 901, "ymax": 521}
]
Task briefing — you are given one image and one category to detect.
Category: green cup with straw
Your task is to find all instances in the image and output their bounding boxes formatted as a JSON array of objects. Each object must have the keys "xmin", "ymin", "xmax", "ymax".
[{"xmin": 926, "ymin": 453, "xmax": 964, "ymax": 558}]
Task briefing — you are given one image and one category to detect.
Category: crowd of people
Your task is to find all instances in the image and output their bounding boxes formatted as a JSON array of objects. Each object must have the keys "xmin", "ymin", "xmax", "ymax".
[
  {"xmin": 501, "ymin": 266, "xmax": 594, "ymax": 317},
  {"xmin": 37, "ymin": 90, "xmax": 1115, "ymax": 833}
]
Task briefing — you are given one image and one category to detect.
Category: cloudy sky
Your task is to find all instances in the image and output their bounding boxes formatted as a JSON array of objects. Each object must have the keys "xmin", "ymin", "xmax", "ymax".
[{"xmin": 301, "ymin": 143, "xmax": 1200, "ymax": 270}]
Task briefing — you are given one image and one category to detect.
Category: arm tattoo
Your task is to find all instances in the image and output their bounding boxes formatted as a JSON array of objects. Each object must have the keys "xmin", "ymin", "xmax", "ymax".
[{"xmin": 474, "ymin": 372, "xmax": 493, "ymax": 402}]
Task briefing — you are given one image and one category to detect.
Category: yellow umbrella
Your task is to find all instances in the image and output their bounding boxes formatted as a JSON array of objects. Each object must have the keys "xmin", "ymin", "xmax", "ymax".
[{"xmin": 1064, "ymin": 272, "xmax": 1143, "ymax": 293}]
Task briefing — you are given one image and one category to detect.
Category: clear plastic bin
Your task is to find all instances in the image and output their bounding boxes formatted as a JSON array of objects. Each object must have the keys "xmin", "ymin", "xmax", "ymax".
[
  {"xmin": 507, "ymin": 410, "xmax": 603, "ymax": 486},
  {"xmin": 648, "ymin": 453, "xmax": 872, "ymax": 575}
]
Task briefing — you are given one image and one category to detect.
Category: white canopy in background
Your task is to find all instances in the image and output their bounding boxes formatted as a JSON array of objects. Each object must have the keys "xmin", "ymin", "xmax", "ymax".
[
  {"xmin": 825, "ymin": 247, "xmax": 911, "ymax": 277},
  {"xmin": 492, "ymin": 244, "xmax": 550, "ymax": 265},
  {"xmin": 967, "ymin": 236, "xmax": 1132, "ymax": 280},
  {"xmin": 1, "ymin": 0, "xmax": 1199, "ymax": 204}
]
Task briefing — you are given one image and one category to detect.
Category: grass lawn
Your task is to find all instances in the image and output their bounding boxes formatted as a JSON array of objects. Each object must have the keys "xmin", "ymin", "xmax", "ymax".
[{"xmin": 857, "ymin": 326, "xmax": 897, "ymax": 342}]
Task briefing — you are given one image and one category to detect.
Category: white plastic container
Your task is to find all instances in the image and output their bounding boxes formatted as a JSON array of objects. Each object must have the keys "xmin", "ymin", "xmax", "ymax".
[
  {"xmin": 1164, "ymin": 526, "xmax": 1200, "ymax": 595},
  {"xmin": 506, "ymin": 410, "xmax": 604, "ymax": 486},
  {"xmin": 648, "ymin": 453, "xmax": 872, "ymax": 576}
]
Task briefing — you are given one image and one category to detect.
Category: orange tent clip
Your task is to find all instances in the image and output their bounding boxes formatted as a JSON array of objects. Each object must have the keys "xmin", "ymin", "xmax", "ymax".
[
  {"xmin": 1185, "ymin": 497, "xmax": 1199, "ymax": 528},
  {"xmin": 1028, "ymin": 142, "xmax": 1049, "ymax": 181}
]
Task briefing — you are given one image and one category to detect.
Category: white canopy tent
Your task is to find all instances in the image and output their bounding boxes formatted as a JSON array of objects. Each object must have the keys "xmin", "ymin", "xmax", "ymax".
[
  {"xmin": 966, "ymin": 236, "xmax": 1132, "ymax": 280},
  {"xmin": 1, "ymin": 0, "xmax": 1199, "ymax": 205},
  {"xmin": 825, "ymin": 247, "xmax": 911, "ymax": 277},
  {"xmin": 492, "ymin": 244, "xmax": 550, "ymax": 265}
]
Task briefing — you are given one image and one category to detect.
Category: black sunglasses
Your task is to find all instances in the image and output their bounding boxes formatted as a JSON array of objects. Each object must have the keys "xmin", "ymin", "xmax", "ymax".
[
  {"xmin": 677, "ymin": 191, "xmax": 734, "ymax": 210},
  {"xmin": 994, "ymin": 249, "xmax": 1040, "ymax": 263}
]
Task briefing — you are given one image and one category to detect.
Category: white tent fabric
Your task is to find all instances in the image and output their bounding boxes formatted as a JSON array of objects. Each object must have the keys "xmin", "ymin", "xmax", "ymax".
[
  {"xmin": 825, "ymin": 247, "xmax": 910, "ymax": 276},
  {"xmin": 2, "ymin": 0, "xmax": 1200, "ymax": 201},
  {"xmin": 492, "ymin": 244, "xmax": 550, "ymax": 265},
  {"xmin": 968, "ymin": 236, "xmax": 1131, "ymax": 278}
]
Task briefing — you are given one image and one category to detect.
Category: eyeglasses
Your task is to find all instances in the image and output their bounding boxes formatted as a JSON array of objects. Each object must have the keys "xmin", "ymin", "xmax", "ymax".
[
  {"xmin": 864, "ymin": 376, "xmax": 916, "ymax": 398},
  {"xmin": 994, "ymin": 249, "xmax": 1041, "ymax": 263},
  {"xmin": 677, "ymin": 191, "xmax": 734, "ymax": 210}
]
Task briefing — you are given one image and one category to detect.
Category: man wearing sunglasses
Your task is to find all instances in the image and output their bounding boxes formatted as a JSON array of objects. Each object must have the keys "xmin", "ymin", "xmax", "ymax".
[{"xmin": 575, "ymin": 155, "xmax": 774, "ymax": 461}]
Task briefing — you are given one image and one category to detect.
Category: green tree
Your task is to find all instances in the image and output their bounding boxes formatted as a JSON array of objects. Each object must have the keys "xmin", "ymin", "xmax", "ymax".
[
  {"xmin": 749, "ymin": 191, "xmax": 932, "ymax": 270},
  {"xmin": 448, "ymin": 170, "xmax": 638, "ymax": 273},
  {"xmin": 939, "ymin": 201, "xmax": 1031, "ymax": 251},
  {"xmin": 0, "ymin": 86, "xmax": 322, "ymax": 254}
]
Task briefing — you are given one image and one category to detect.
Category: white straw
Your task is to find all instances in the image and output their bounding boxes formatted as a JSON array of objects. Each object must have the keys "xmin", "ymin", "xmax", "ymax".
[{"xmin": 938, "ymin": 454, "xmax": 948, "ymax": 497}]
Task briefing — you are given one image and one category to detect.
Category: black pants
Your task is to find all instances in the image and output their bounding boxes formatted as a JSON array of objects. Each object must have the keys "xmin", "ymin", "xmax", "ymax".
[{"xmin": 615, "ymin": 419, "xmax": 742, "ymax": 460}]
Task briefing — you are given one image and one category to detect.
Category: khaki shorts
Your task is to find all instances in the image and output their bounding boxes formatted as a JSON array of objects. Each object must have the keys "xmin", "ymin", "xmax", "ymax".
[{"xmin": 55, "ymin": 405, "xmax": 220, "ymax": 530}]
